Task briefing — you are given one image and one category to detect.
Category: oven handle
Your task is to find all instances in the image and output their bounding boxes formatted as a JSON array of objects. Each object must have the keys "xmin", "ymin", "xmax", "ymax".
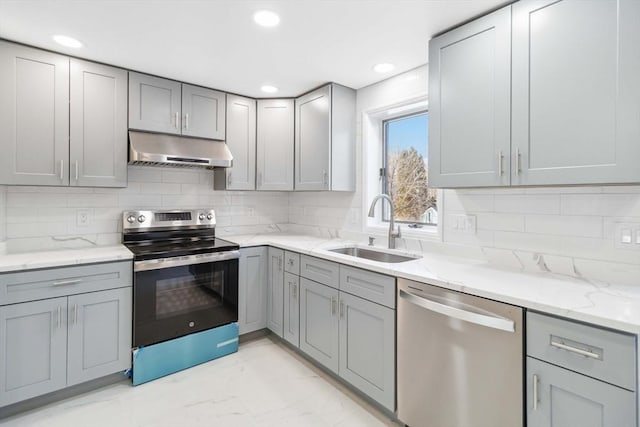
[{"xmin": 134, "ymin": 250, "xmax": 240, "ymax": 272}]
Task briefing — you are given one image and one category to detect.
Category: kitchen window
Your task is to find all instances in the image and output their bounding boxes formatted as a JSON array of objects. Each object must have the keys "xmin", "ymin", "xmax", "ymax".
[{"xmin": 381, "ymin": 111, "xmax": 437, "ymax": 227}]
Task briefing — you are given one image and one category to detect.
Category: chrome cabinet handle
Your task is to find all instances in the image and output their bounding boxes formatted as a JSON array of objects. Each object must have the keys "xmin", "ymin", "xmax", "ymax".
[
  {"xmin": 52, "ymin": 278, "xmax": 82, "ymax": 286},
  {"xmin": 533, "ymin": 374, "xmax": 539, "ymax": 411},
  {"xmin": 74, "ymin": 160, "xmax": 79, "ymax": 181},
  {"xmin": 279, "ymin": 256, "xmax": 283, "ymax": 271},
  {"xmin": 516, "ymin": 147, "xmax": 521, "ymax": 176},
  {"xmin": 322, "ymin": 170, "xmax": 328, "ymax": 187},
  {"xmin": 498, "ymin": 151, "xmax": 504, "ymax": 176},
  {"xmin": 59, "ymin": 159, "xmax": 64, "ymax": 180},
  {"xmin": 175, "ymin": 112, "xmax": 180, "ymax": 129},
  {"xmin": 340, "ymin": 300, "xmax": 344, "ymax": 318},
  {"xmin": 293, "ymin": 283, "xmax": 297, "ymax": 299},
  {"xmin": 185, "ymin": 113, "xmax": 189, "ymax": 130},
  {"xmin": 73, "ymin": 303, "xmax": 78, "ymax": 324},
  {"xmin": 228, "ymin": 172, "xmax": 232, "ymax": 185},
  {"xmin": 331, "ymin": 297, "xmax": 337, "ymax": 316},
  {"xmin": 550, "ymin": 340, "xmax": 601, "ymax": 360},
  {"xmin": 399, "ymin": 289, "xmax": 515, "ymax": 332},
  {"xmin": 57, "ymin": 306, "xmax": 62, "ymax": 329}
]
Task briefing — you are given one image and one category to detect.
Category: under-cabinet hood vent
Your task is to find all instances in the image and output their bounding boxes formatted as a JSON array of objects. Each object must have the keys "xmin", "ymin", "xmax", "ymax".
[{"xmin": 128, "ymin": 131, "xmax": 233, "ymax": 169}]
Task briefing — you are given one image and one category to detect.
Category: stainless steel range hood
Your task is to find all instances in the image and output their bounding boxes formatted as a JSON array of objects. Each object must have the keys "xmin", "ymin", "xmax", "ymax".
[{"xmin": 128, "ymin": 131, "xmax": 233, "ymax": 169}]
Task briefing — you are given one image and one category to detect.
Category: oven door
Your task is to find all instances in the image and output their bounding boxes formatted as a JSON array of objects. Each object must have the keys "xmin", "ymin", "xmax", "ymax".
[{"xmin": 133, "ymin": 251, "xmax": 239, "ymax": 347}]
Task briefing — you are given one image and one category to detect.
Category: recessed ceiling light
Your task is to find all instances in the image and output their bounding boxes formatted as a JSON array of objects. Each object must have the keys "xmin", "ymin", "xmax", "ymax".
[
  {"xmin": 52, "ymin": 34, "xmax": 83, "ymax": 48},
  {"xmin": 253, "ymin": 10, "xmax": 280, "ymax": 27},
  {"xmin": 261, "ymin": 85, "xmax": 278, "ymax": 94},
  {"xmin": 373, "ymin": 63, "xmax": 395, "ymax": 73}
]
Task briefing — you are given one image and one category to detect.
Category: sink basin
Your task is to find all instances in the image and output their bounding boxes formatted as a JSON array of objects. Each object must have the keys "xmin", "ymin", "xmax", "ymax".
[{"xmin": 328, "ymin": 246, "xmax": 421, "ymax": 263}]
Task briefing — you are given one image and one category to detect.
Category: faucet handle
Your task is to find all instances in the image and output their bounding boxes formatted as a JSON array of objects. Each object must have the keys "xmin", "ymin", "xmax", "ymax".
[{"xmin": 368, "ymin": 236, "xmax": 375, "ymax": 246}]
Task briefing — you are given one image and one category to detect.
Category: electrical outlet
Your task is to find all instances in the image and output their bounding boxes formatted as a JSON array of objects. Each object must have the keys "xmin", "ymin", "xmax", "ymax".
[
  {"xmin": 614, "ymin": 222, "xmax": 640, "ymax": 250},
  {"xmin": 451, "ymin": 214, "xmax": 476, "ymax": 234},
  {"xmin": 76, "ymin": 209, "xmax": 91, "ymax": 227},
  {"xmin": 247, "ymin": 207, "xmax": 255, "ymax": 217}
]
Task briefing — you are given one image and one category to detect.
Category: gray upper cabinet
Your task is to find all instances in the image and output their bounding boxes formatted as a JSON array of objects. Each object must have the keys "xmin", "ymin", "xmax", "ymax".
[
  {"xmin": 295, "ymin": 84, "xmax": 356, "ymax": 191},
  {"xmin": 67, "ymin": 287, "xmax": 132, "ymax": 386},
  {"xmin": 129, "ymin": 72, "xmax": 182, "ymax": 135},
  {"xmin": 0, "ymin": 297, "xmax": 68, "ymax": 407},
  {"xmin": 512, "ymin": 0, "xmax": 640, "ymax": 185},
  {"xmin": 70, "ymin": 59, "xmax": 128, "ymax": 187},
  {"xmin": 0, "ymin": 41, "xmax": 70, "ymax": 186},
  {"xmin": 129, "ymin": 72, "xmax": 226, "ymax": 140},
  {"xmin": 223, "ymin": 95, "xmax": 256, "ymax": 190},
  {"xmin": 181, "ymin": 84, "xmax": 225, "ymax": 140},
  {"xmin": 428, "ymin": 6, "xmax": 512, "ymax": 188},
  {"xmin": 267, "ymin": 247, "xmax": 284, "ymax": 337},
  {"xmin": 257, "ymin": 99, "xmax": 294, "ymax": 191},
  {"xmin": 238, "ymin": 247, "xmax": 267, "ymax": 335}
]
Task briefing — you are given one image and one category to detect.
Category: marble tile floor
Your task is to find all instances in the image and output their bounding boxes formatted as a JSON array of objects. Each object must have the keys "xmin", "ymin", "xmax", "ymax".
[{"xmin": 1, "ymin": 336, "xmax": 401, "ymax": 427}]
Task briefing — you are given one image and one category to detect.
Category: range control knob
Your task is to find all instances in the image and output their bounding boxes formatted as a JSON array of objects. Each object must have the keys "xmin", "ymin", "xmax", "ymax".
[
  {"xmin": 126, "ymin": 215, "xmax": 136, "ymax": 224},
  {"xmin": 206, "ymin": 213, "xmax": 213, "ymax": 220},
  {"xmin": 137, "ymin": 215, "xmax": 146, "ymax": 223},
  {"xmin": 198, "ymin": 213, "xmax": 205, "ymax": 221}
]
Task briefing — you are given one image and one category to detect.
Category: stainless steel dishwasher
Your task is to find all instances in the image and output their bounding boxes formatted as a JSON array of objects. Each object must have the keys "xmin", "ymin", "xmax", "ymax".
[{"xmin": 397, "ymin": 278, "xmax": 523, "ymax": 427}]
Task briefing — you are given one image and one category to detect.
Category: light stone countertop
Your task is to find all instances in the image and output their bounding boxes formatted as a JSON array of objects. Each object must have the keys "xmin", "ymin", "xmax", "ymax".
[
  {"xmin": 0, "ymin": 245, "xmax": 133, "ymax": 273},
  {"xmin": 227, "ymin": 233, "xmax": 640, "ymax": 335},
  {"xmin": 1, "ymin": 233, "xmax": 638, "ymax": 335}
]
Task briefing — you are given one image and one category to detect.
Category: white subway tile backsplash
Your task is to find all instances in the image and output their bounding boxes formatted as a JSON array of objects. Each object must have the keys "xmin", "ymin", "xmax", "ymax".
[
  {"xmin": 476, "ymin": 213, "xmax": 525, "ymax": 232},
  {"xmin": 525, "ymin": 215, "xmax": 603, "ymax": 238},
  {"xmin": 443, "ymin": 191, "xmax": 494, "ymax": 212},
  {"xmin": 493, "ymin": 194, "xmax": 560, "ymax": 215},
  {"xmin": 561, "ymin": 194, "xmax": 640, "ymax": 217}
]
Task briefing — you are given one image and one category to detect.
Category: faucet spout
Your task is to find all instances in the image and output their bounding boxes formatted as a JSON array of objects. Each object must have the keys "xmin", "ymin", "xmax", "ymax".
[{"xmin": 368, "ymin": 194, "xmax": 401, "ymax": 249}]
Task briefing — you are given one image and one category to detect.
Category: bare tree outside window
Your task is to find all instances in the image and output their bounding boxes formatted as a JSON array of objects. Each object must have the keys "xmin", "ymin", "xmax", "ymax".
[{"xmin": 383, "ymin": 112, "xmax": 437, "ymax": 226}]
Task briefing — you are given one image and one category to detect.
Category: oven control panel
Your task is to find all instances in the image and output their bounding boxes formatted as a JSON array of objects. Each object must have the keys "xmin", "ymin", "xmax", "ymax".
[{"xmin": 122, "ymin": 209, "xmax": 216, "ymax": 230}]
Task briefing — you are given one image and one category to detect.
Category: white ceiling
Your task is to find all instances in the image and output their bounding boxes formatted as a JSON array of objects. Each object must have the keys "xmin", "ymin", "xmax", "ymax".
[{"xmin": 0, "ymin": 0, "xmax": 506, "ymax": 98}]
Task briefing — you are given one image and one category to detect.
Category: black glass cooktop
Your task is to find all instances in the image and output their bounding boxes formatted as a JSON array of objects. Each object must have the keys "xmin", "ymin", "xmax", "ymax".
[{"xmin": 124, "ymin": 237, "xmax": 239, "ymax": 261}]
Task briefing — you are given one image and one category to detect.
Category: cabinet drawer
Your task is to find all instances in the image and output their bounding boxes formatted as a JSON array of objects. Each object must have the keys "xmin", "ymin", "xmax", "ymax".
[
  {"xmin": 300, "ymin": 255, "xmax": 339, "ymax": 289},
  {"xmin": 284, "ymin": 251, "xmax": 300, "ymax": 275},
  {"xmin": 527, "ymin": 311, "xmax": 636, "ymax": 391},
  {"xmin": 339, "ymin": 265, "xmax": 395, "ymax": 308},
  {"xmin": 0, "ymin": 261, "xmax": 133, "ymax": 305}
]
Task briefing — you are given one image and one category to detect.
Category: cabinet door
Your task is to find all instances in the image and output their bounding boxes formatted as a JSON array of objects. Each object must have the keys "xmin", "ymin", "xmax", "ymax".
[
  {"xmin": 295, "ymin": 85, "xmax": 331, "ymax": 190},
  {"xmin": 512, "ymin": 0, "xmax": 640, "ymax": 185},
  {"xmin": 283, "ymin": 272, "xmax": 299, "ymax": 347},
  {"xmin": 128, "ymin": 72, "xmax": 182, "ymax": 134},
  {"xmin": 0, "ymin": 298, "xmax": 67, "ymax": 406},
  {"xmin": 225, "ymin": 95, "xmax": 256, "ymax": 190},
  {"xmin": 67, "ymin": 288, "xmax": 132, "ymax": 386},
  {"xmin": 428, "ymin": 6, "xmax": 511, "ymax": 188},
  {"xmin": 257, "ymin": 99, "xmax": 294, "ymax": 191},
  {"xmin": 299, "ymin": 278, "xmax": 339, "ymax": 373},
  {"xmin": 181, "ymin": 84, "xmax": 225, "ymax": 140},
  {"xmin": 266, "ymin": 247, "xmax": 284, "ymax": 337},
  {"xmin": 70, "ymin": 59, "xmax": 127, "ymax": 188},
  {"xmin": 338, "ymin": 292, "xmax": 395, "ymax": 411},
  {"xmin": 238, "ymin": 247, "xmax": 267, "ymax": 335},
  {"xmin": 527, "ymin": 357, "xmax": 636, "ymax": 427},
  {"xmin": 0, "ymin": 41, "xmax": 69, "ymax": 186}
]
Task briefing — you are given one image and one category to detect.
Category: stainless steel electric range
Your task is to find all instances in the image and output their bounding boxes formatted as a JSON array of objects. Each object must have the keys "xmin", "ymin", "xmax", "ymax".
[{"xmin": 122, "ymin": 209, "xmax": 240, "ymax": 385}]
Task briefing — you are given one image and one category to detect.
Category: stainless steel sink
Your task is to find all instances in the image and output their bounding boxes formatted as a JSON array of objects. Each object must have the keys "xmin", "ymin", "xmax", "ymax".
[{"xmin": 328, "ymin": 246, "xmax": 421, "ymax": 263}]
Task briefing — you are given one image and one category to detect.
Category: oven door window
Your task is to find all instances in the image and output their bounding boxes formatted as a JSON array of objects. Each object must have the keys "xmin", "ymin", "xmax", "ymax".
[{"xmin": 134, "ymin": 258, "xmax": 238, "ymax": 347}]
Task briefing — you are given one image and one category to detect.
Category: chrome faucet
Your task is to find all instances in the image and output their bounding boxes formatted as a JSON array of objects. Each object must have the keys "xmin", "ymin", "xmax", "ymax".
[{"xmin": 367, "ymin": 194, "xmax": 401, "ymax": 249}]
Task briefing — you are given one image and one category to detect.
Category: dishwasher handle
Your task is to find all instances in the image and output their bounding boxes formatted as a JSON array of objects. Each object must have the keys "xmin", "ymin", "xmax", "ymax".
[{"xmin": 399, "ymin": 289, "xmax": 515, "ymax": 333}]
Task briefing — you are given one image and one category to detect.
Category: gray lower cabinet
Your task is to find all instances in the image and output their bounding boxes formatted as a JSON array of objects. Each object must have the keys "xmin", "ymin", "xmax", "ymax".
[
  {"xmin": 238, "ymin": 247, "xmax": 267, "ymax": 335},
  {"xmin": 526, "ymin": 311, "xmax": 637, "ymax": 427},
  {"xmin": 0, "ymin": 297, "xmax": 68, "ymax": 407},
  {"xmin": 283, "ymin": 272, "xmax": 300, "ymax": 347},
  {"xmin": 527, "ymin": 357, "xmax": 636, "ymax": 427},
  {"xmin": 428, "ymin": 5, "xmax": 511, "ymax": 188},
  {"xmin": 338, "ymin": 291, "xmax": 394, "ymax": 411},
  {"xmin": 66, "ymin": 288, "xmax": 132, "ymax": 386},
  {"xmin": 0, "ymin": 262, "xmax": 132, "ymax": 407},
  {"xmin": 266, "ymin": 247, "xmax": 284, "ymax": 337},
  {"xmin": 299, "ymin": 277, "xmax": 340, "ymax": 373},
  {"xmin": 512, "ymin": 0, "xmax": 640, "ymax": 185}
]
